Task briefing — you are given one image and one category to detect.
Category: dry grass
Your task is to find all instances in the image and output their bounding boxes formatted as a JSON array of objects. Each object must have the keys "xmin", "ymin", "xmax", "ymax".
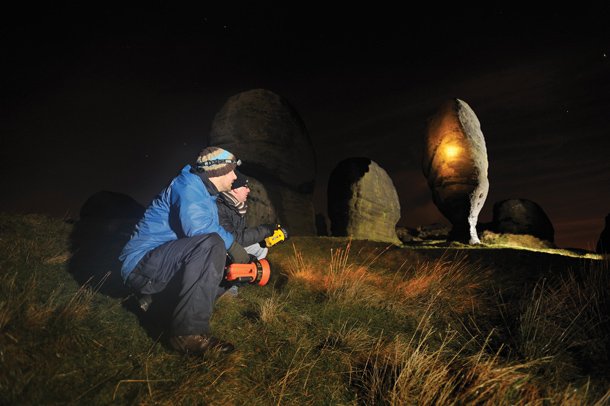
[
  {"xmin": 346, "ymin": 321, "xmax": 545, "ymax": 405},
  {"xmin": 2, "ymin": 214, "xmax": 609, "ymax": 405},
  {"xmin": 505, "ymin": 259, "xmax": 610, "ymax": 385},
  {"xmin": 283, "ymin": 240, "xmax": 610, "ymax": 405},
  {"xmin": 323, "ymin": 241, "xmax": 384, "ymax": 304},
  {"xmin": 0, "ymin": 272, "xmax": 24, "ymax": 330},
  {"xmin": 386, "ymin": 253, "xmax": 490, "ymax": 315},
  {"xmin": 257, "ymin": 291, "xmax": 287, "ymax": 325}
]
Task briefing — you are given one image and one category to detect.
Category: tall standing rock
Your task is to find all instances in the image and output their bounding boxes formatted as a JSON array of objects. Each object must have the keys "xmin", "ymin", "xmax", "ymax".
[
  {"xmin": 422, "ymin": 98, "xmax": 489, "ymax": 244},
  {"xmin": 244, "ymin": 176, "xmax": 278, "ymax": 227},
  {"xmin": 209, "ymin": 89, "xmax": 316, "ymax": 235},
  {"xmin": 328, "ymin": 157, "xmax": 402, "ymax": 245}
]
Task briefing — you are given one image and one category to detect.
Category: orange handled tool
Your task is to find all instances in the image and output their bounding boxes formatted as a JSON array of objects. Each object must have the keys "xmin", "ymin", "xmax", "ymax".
[{"xmin": 225, "ymin": 258, "xmax": 271, "ymax": 286}]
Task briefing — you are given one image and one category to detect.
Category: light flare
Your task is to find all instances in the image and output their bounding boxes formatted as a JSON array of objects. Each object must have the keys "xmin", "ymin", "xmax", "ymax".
[{"xmin": 443, "ymin": 144, "xmax": 462, "ymax": 159}]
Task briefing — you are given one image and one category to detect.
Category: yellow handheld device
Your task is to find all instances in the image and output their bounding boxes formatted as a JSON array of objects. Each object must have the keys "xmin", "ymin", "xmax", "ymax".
[{"xmin": 264, "ymin": 226, "xmax": 288, "ymax": 247}]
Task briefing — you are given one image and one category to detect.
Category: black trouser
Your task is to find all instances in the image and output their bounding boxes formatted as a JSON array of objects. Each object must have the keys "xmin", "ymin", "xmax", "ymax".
[{"xmin": 126, "ymin": 233, "xmax": 228, "ymax": 336}]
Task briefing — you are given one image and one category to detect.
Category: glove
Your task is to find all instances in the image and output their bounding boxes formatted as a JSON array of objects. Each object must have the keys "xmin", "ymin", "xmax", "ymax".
[
  {"xmin": 227, "ymin": 241, "xmax": 250, "ymax": 264},
  {"xmin": 260, "ymin": 223, "xmax": 279, "ymax": 237}
]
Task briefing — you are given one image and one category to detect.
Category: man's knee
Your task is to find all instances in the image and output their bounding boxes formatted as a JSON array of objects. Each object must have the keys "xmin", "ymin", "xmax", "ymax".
[
  {"xmin": 206, "ymin": 232, "xmax": 224, "ymax": 248},
  {"xmin": 191, "ymin": 233, "xmax": 226, "ymax": 276},
  {"xmin": 196, "ymin": 233, "xmax": 225, "ymax": 259}
]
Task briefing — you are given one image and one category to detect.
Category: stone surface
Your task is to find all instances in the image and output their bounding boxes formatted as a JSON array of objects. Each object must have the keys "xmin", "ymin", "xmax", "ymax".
[
  {"xmin": 243, "ymin": 177, "xmax": 278, "ymax": 227},
  {"xmin": 491, "ymin": 198, "xmax": 555, "ymax": 243},
  {"xmin": 328, "ymin": 157, "xmax": 401, "ymax": 245},
  {"xmin": 210, "ymin": 88, "xmax": 316, "ymax": 235},
  {"xmin": 422, "ymin": 98, "xmax": 489, "ymax": 244}
]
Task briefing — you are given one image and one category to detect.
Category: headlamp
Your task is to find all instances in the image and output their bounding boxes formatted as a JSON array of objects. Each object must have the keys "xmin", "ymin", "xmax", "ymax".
[{"xmin": 198, "ymin": 158, "xmax": 242, "ymax": 168}]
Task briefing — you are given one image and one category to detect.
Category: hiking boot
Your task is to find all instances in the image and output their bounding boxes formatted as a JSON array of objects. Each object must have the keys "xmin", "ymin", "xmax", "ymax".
[
  {"xmin": 138, "ymin": 294, "xmax": 153, "ymax": 312},
  {"xmin": 169, "ymin": 334, "xmax": 235, "ymax": 355},
  {"xmin": 227, "ymin": 285, "xmax": 239, "ymax": 297}
]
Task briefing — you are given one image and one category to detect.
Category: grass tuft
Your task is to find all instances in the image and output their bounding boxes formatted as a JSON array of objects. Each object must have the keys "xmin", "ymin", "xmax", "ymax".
[{"xmin": 1, "ymin": 214, "xmax": 609, "ymax": 404}]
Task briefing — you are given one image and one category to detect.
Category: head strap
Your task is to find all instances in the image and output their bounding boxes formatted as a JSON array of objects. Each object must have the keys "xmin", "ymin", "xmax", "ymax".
[{"xmin": 197, "ymin": 158, "xmax": 241, "ymax": 168}]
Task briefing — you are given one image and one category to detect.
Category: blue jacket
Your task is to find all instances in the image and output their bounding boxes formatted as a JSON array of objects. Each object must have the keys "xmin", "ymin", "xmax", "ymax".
[{"xmin": 119, "ymin": 165, "xmax": 235, "ymax": 281}]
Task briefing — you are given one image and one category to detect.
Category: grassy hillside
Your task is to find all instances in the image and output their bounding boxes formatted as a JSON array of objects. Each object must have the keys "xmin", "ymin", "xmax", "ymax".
[{"xmin": 1, "ymin": 213, "xmax": 609, "ymax": 405}]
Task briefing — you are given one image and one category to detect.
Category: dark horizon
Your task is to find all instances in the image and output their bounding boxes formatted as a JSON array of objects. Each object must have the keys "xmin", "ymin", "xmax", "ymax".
[{"xmin": 2, "ymin": 5, "xmax": 609, "ymax": 250}]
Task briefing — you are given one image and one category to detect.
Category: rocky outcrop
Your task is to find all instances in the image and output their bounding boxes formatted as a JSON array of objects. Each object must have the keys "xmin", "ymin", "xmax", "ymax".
[
  {"xmin": 491, "ymin": 198, "xmax": 555, "ymax": 243},
  {"xmin": 69, "ymin": 191, "xmax": 145, "ymax": 297},
  {"xmin": 78, "ymin": 190, "xmax": 145, "ymax": 238},
  {"xmin": 80, "ymin": 190, "xmax": 145, "ymax": 221},
  {"xmin": 422, "ymin": 98, "xmax": 489, "ymax": 244},
  {"xmin": 596, "ymin": 213, "xmax": 609, "ymax": 254},
  {"xmin": 396, "ymin": 223, "xmax": 451, "ymax": 243},
  {"xmin": 210, "ymin": 88, "xmax": 316, "ymax": 235},
  {"xmin": 480, "ymin": 230, "xmax": 555, "ymax": 249},
  {"xmin": 328, "ymin": 158, "xmax": 401, "ymax": 245}
]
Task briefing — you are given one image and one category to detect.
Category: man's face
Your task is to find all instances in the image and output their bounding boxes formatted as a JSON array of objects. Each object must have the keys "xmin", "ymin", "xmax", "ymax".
[
  {"xmin": 210, "ymin": 170, "xmax": 237, "ymax": 192},
  {"xmin": 230, "ymin": 185, "xmax": 250, "ymax": 203}
]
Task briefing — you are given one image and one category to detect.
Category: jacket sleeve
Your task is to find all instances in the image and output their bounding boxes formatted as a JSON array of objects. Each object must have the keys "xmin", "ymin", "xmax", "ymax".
[
  {"xmin": 217, "ymin": 201, "xmax": 237, "ymax": 235},
  {"xmin": 173, "ymin": 178, "xmax": 234, "ymax": 249},
  {"xmin": 237, "ymin": 225, "xmax": 271, "ymax": 247},
  {"xmin": 217, "ymin": 198, "xmax": 270, "ymax": 246}
]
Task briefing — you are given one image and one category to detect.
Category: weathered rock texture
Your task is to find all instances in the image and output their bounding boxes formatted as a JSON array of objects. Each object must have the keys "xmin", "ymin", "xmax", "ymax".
[
  {"xmin": 210, "ymin": 89, "xmax": 316, "ymax": 235},
  {"xmin": 491, "ymin": 198, "xmax": 555, "ymax": 243},
  {"xmin": 243, "ymin": 177, "xmax": 278, "ymax": 227},
  {"xmin": 328, "ymin": 157, "xmax": 401, "ymax": 245},
  {"xmin": 596, "ymin": 213, "xmax": 609, "ymax": 254},
  {"xmin": 422, "ymin": 98, "xmax": 489, "ymax": 244}
]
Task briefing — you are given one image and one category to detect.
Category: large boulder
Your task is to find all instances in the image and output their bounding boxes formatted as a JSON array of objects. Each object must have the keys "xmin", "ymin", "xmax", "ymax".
[
  {"xmin": 80, "ymin": 190, "xmax": 145, "ymax": 220},
  {"xmin": 491, "ymin": 198, "xmax": 555, "ymax": 243},
  {"xmin": 422, "ymin": 98, "xmax": 489, "ymax": 244},
  {"xmin": 69, "ymin": 191, "xmax": 145, "ymax": 298},
  {"xmin": 328, "ymin": 157, "xmax": 401, "ymax": 245},
  {"xmin": 78, "ymin": 190, "xmax": 145, "ymax": 237},
  {"xmin": 210, "ymin": 89, "xmax": 316, "ymax": 235},
  {"xmin": 243, "ymin": 176, "xmax": 278, "ymax": 227},
  {"xmin": 596, "ymin": 213, "xmax": 609, "ymax": 254}
]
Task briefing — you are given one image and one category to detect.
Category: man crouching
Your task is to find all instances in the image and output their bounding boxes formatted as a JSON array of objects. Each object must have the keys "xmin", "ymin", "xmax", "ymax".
[{"xmin": 119, "ymin": 146, "xmax": 251, "ymax": 355}]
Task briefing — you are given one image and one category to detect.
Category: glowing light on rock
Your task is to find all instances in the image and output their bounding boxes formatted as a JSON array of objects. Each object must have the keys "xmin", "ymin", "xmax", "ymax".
[
  {"xmin": 422, "ymin": 98, "xmax": 489, "ymax": 244},
  {"xmin": 443, "ymin": 144, "xmax": 461, "ymax": 159}
]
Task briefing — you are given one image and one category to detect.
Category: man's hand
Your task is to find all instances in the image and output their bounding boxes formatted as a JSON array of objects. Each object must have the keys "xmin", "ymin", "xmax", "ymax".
[{"xmin": 227, "ymin": 241, "xmax": 250, "ymax": 264}]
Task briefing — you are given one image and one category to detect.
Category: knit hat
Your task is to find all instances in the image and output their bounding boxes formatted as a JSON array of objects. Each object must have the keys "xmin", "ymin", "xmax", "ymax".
[
  {"xmin": 194, "ymin": 147, "xmax": 241, "ymax": 177},
  {"xmin": 232, "ymin": 170, "xmax": 249, "ymax": 189}
]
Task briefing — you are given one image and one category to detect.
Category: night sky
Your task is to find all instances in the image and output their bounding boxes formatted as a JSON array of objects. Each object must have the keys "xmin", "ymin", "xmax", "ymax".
[{"xmin": 2, "ymin": 5, "xmax": 609, "ymax": 250}]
